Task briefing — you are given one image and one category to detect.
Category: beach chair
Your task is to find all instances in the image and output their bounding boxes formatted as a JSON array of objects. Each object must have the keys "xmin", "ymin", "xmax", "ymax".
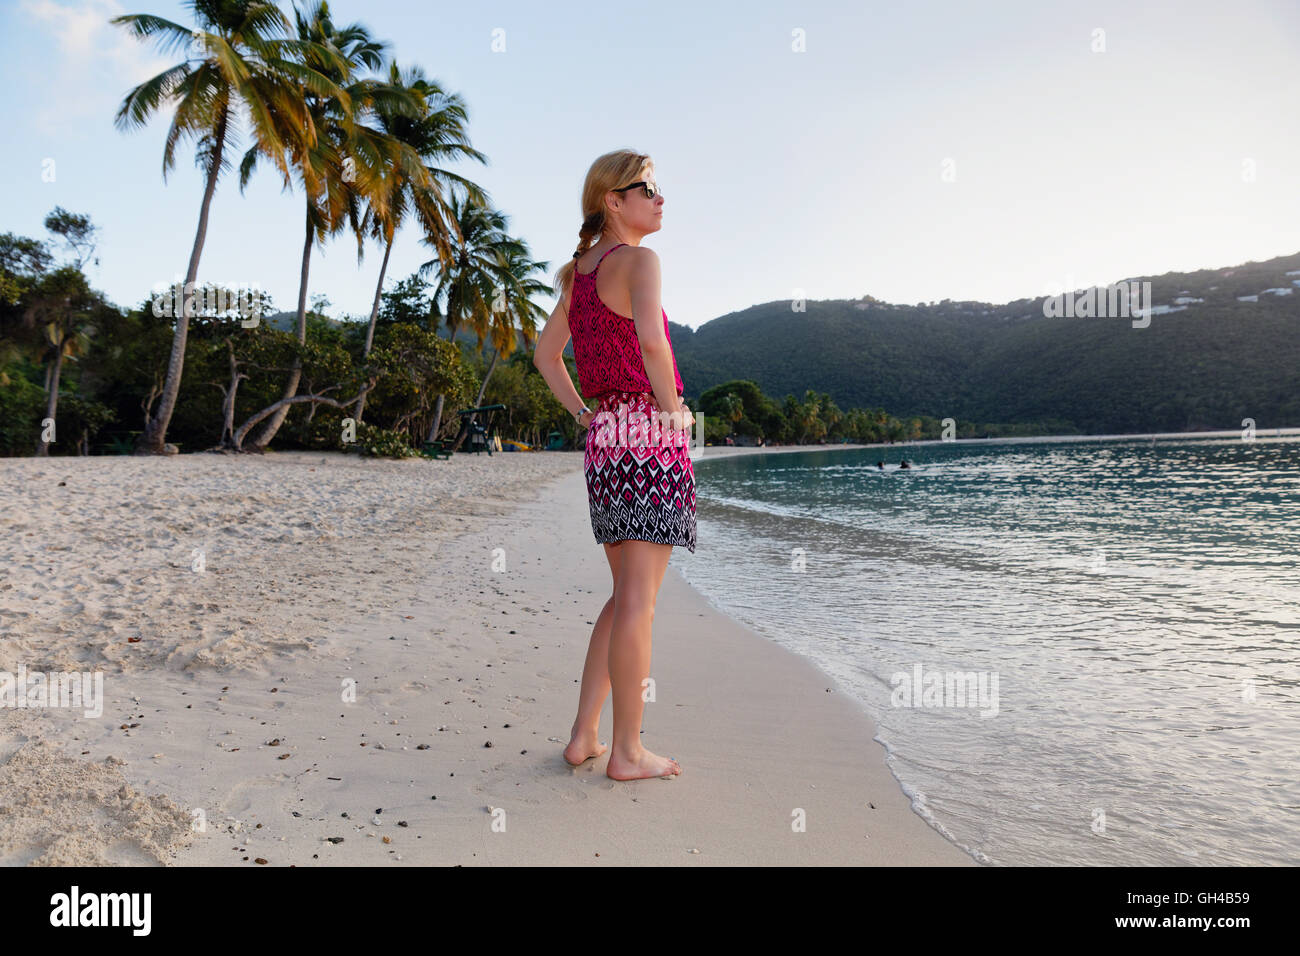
[
  {"xmin": 453, "ymin": 404, "xmax": 507, "ymax": 455},
  {"xmin": 420, "ymin": 439, "xmax": 453, "ymax": 460}
]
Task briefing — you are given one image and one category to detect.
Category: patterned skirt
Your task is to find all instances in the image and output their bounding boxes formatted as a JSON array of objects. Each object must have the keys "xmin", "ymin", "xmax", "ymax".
[{"xmin": 583, "ymin": 389, "xmax": 697, "ymax": 553}]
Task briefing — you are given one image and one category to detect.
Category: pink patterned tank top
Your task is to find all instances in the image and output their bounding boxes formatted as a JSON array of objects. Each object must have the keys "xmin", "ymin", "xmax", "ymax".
[{"xmin": 568, "ymin": 242, "xmax": 685, "ymax": 402}]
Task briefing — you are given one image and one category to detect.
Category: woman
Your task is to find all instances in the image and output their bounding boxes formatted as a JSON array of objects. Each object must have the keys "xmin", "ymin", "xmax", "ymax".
[{"xmin": 531, "ymin": 150, "xmax": 696, "ymax": 781}]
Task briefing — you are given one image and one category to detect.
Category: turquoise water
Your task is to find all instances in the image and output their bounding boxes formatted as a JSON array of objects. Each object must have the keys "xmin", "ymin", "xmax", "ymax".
[{"xmin": 680, "ymin": 436, "xmax": 1300, "ymax": 866}]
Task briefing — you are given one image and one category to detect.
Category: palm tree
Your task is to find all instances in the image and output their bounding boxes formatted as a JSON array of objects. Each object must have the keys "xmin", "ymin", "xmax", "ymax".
[
  {"xmin": 819, "ymin": 391, "xmax": 843, "ymax": 437},
  {"xmin": 721, "ymin": 393, "xmax": 743, "ymax": 433},
  {"xmin": 112, "ymin": 0, "xmax": 344, "ymax": 454},
  {"xmin": 446, "ymin": 244, "xmax": 548, "ymax": 452},
  {"xmin": 241, "ymin": 0, "xmax": 395, "ymax": 449},
  {"xmin": 353, "ymin": 62, "xmax": 489, "ymax": 424},
  {"xmin": 470, "ymin": 244, "xmax": 546, "ymax": 405},
  {"xmin": 418, "ymin": 192, "xmax": 521, "ymax": 442},
  {"xmin": 795, "ymin": 390, "xmax": 823, "ymax": 444}
]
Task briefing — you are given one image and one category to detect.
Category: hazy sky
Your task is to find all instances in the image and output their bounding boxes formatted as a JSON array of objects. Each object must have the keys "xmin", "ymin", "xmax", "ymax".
[{"xmin": 3, "ymin": 0, "xmax": 1298, "ymax": 331}]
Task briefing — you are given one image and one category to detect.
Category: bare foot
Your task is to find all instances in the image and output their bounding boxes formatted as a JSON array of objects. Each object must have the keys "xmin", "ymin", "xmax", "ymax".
[
  {"xmin": 606, "ymin": 747, "xmax": 681, "ymax": 780},
  {"xmin": 563, "ymin": 734, "xmax": 608, "ymax": 766}
]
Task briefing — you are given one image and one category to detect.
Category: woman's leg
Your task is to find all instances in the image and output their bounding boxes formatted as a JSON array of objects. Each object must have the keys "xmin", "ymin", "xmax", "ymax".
[
  {"xmin": 563, "ymin": 541, "xmax": 623, "ymax": 765},
  {"xmin": 605, "ymin": 539, "xmax": 681, "ymax": 780}
]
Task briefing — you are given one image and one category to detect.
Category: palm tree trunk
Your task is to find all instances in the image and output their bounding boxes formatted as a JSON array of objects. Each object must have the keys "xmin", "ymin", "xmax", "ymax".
[
  {"xmin": 473, "ymin": 347, "xmax": 499, "ymax": 408},
  {"xmin": 35, "ymin": 338, "xmax": 66, "ymax": 457},
  {"xmin": 354, "ymin": 235, "xmax": 393, "ymax": 424},
  {"xmin": 220, "ymin": 386, "xmax": 238, "ymax": 449},
  {"xmin": 249, "ymin": 206, "xmax": 313, "ymax": 449},
  {"xmin": 425, "ymin": 319, "xmax": 460, "ymax": 442},
  {"xmin": 427, "ymin": 393, "xmax": 446, "ymax": 443},
  {"xmin": 138, "ymin": 109, "xmax": 228, "ymax": 455},
  {"xmin": 218, "ymin": 339, "xmax": 245, "ymax": 450}
]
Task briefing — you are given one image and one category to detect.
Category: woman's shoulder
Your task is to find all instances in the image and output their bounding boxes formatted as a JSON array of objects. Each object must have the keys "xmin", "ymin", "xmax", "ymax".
[
  {"xmin": 610, "ymin": 244, "xmax": 661, "ymax": 286},
  {"xmin": 618, "ymin": 243, "xmax": 659, "ymax": 265}
]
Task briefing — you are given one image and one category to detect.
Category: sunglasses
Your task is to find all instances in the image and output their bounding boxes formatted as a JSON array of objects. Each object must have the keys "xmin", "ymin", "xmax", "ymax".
[{"xmin": 613, "ymin": 180, "xmax": 661, "ymax": 200}]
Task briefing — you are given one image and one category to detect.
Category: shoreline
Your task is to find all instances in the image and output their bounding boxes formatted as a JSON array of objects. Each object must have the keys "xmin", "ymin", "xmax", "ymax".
[
  {"xmin": 692, "ymin": 426, "xmax": 1300, "ymax": 458},
  {"xmin": 0, "ymin": 448, "xmax": 973, "ymax": 865}
]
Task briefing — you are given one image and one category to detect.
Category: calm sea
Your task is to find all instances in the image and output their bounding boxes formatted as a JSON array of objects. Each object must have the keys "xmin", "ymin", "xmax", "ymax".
[{"xmin": 680, "ymin": 435, "xmax": 1300, "ymax": 866}]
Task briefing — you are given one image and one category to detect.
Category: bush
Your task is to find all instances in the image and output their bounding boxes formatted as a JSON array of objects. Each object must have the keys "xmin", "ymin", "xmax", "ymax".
[
  {"xmin": 58, "ymin": 394, "xmax": 116, "ymax": 454},
  {"xmin": 353, "ymin": 421, "xmax": 415, "ymax": 459},
  {"xmin": 0, "ymin": 362, "xmax": 45, "ymax": 455},
  {"xmin": 296, "ymin": 407, "xmax": 352, "ymax": 451}
]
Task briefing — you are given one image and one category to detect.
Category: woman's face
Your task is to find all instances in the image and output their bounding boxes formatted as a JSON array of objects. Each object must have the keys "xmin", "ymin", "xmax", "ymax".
[{"xmin": 611, "ymin": 172, "xmax": 665, "ymax": 233}]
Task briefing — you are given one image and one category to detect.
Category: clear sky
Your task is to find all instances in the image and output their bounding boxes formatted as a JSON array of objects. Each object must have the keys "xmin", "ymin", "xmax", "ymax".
[{"xmin": 3, "ymin": 0, "xmax": 1298, "ymax": 331}]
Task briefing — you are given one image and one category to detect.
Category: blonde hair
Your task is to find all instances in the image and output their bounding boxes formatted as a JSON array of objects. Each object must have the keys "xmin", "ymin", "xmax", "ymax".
[{"xmin": 554, "ymin": 149, "xmax": 654, "ymax": 303}]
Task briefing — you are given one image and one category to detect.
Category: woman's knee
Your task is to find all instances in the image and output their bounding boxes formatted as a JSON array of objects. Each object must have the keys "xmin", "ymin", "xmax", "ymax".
[{"xmin": 612, "ymin": 590, "xmax": 656, "ymax": 621}]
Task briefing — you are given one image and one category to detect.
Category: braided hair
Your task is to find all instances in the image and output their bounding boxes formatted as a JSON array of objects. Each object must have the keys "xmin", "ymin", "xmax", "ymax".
[{"xmin": 572, "ymin": 210, "xmax": 604, "ymax": 259}]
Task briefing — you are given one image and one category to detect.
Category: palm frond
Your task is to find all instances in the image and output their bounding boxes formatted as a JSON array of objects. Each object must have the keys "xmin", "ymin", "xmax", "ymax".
[
  {"xmin": 109, "ymin": 13, "xmax": 196, "ymax": 56},
  {"xmin": 113, "ymin": 61, "xmax": 194, "ymax": 132}
]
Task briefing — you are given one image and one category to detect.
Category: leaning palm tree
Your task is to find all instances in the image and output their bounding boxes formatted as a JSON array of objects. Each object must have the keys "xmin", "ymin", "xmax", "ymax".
[
  {"xmin": 418, "ymin": 192, "xmax": 522, "ymax": 442},
  {"xmin": 111, "ymin": 0, "xmax": 346, "ymax": 454},
  {"xmin": 353, "ymin": 62, "xmax": 490, "ymax": 424}
]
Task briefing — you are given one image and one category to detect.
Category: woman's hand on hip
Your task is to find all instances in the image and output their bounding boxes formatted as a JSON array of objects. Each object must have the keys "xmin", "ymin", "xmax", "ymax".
[{"xmin": 661, "ymin": 404, "xmax": 694, "ymax": 433}]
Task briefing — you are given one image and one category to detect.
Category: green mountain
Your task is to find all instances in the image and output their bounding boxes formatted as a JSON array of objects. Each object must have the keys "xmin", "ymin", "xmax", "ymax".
[{"xmin": 667, "ymin": 251, "xmax": 1300, "ymax": 433}]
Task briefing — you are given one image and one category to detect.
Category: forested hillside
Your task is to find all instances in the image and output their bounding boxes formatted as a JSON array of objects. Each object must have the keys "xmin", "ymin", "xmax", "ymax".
[{"xmin": 667, "ymin": 251, "xmax": 1300, "ymax": 433}]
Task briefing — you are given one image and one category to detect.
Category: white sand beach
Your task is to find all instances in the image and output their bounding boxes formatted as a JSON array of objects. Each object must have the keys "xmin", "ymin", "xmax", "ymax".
[{"xmin": 0, "ymin": 447, "xmax": 973, "ymax": 866}]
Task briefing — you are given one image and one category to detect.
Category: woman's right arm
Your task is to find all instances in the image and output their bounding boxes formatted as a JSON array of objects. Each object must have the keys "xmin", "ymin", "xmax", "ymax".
[
  {"xmin": 626, "ymin": 248, "xmax": 690, "ymax": 427},
  {"xmin": 531, "ymin": 282, "xmax": 593, "ymax": 424}
]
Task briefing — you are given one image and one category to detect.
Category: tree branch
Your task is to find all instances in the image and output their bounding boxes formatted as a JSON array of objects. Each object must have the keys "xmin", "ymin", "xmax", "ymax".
[{"xmin": 232, "ymin": 380, "xmax": 376, "ymax": 449}]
